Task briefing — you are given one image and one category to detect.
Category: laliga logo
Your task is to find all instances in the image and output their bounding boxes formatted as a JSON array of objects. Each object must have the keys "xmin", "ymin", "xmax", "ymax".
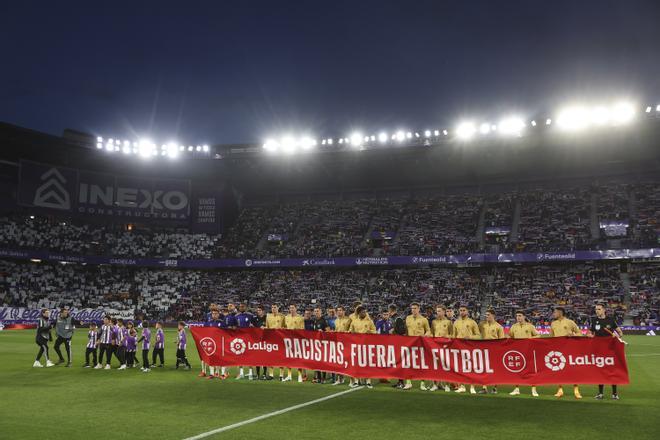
[
  {"xmin": 199, "ymin": 337, "xmax": 217, "ymax": 356},
  {"xmin": 244, "ymin": 259, "xmax": 253, "ymax": 267},
  {"xmin": 229, "ymin": 338, "xmax": 247, "ymax": 355},
  {"xmin": 544, "ymin": 351, "xmax": 567, "ymax": 371}
]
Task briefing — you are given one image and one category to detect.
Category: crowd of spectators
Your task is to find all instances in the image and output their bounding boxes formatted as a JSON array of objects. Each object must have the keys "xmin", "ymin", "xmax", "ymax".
[
  {"xmin": 2, "ymin": 259, "xmax": 657, "ymax": 326},
  {"xmin": 0, "ymin": 183, "xmax": 658, "ymax": 260}
]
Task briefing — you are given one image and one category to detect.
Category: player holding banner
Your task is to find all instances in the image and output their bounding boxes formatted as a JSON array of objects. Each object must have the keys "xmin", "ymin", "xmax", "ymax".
[
  {"xmin": 266, "ymin": 304, "xmax": 286, "ymax": 380},
  {"xmin": 453, "ymin": 306, "xmax": 480, "ymax": 394},
  {"xmin": 550, "ymin": 307, "xmax": 583, "ymax": 399},
  {"xmin": 508, "ymin": 310, "xmax": 539, "ymax": 397},
  {"xmin": 479, "ymin": 309, "xmax": 504, "ymax": 394},
  {"xmin": 348, "ymin": 305, "xmax": 376, "ymax": 389},
  {"xmin": 430, "ymin": 305, "xmax": 453, "ymax": 392},
  {"xmin": 403, "ymin": 303, "xmax": 431, "ymax": 390}
]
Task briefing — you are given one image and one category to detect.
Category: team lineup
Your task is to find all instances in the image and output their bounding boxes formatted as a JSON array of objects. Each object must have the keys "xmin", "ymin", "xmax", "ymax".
[{"xmin": 33, "ymin": 301, "xmax": 624, "ymax": 401}]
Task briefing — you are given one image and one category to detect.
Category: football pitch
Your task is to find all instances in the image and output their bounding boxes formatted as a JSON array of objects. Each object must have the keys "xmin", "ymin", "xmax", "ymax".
[{"xmin": 1, "ymin": 330, "xmax": 658, "ymax": 440}]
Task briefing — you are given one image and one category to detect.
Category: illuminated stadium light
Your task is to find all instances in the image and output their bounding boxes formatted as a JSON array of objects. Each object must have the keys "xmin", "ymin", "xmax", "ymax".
[
  {"xmin": 370, "ymin": 135, "xmax": 375, "ymax": 141},
  {"xmin": 179, "ymin": 145, "xmax": 185, "ymax": 151},
  {"xmin": 498, "ymin": 117, "xmax": 525, "ymax": 136},
  {"xmin": 105, "ymin": 142, "xmax": 114, "ymax": 152},
  {"xmin": 656, "ymin": 104, "xmax": 660, "ymax": 112},
  {"xmin": 611, "ymin": 102, "xmax": 635, "ymax": 124},
  {"xmin": 364, "ymin": 136, "xmax": 370, "ymax": 143},
  {"xmin": 281, "ymin": 136, "xmax": 299, "ymax": 154},
  {"xmin": 443, "ymin": 130, "xmax": 448, "ymax": 136},
  {"xmin": 406, "ymin": 132, "xmax": 413, "ymax": 139},
  {"xmin": 203, "ymin": 145, "xmax": 209, "ymax": 152},
  {"xmin": 434, "ymin": 130, "xmax": 439, "ymax": 136},
  {"xmin": 338, "ymin": 138, "xmax": 344, "ymax": 144},
  {"xmin": 327, "ymin": 138, "xmax": 333, "ymax": 145},
  {"xmin": 122, "ymin": 145, "xmax": 131, "ymax": 155},
  {"xmin": 167, "ymin": 143, "xmax": 179, "ymax": 158},
  {"xmin": 263, "ymin": 139, "xmax": 280, "ymax": 152},
  {"xmin": 557, "ymin": 106, "xmax": 590, "ymax": 131},
  {"xmin": 108, "ymin": 138, "xmax": 114, "ymax": 144},
  {"xmin": 479, "ymin": 123, "xmax": 491, "ymax": 135},
  {"xmin": 455, "ymin": 122, "xmax": 476, "ymax": 140},
  {"xmin": 378, "ymin": 132, "xmax": 388, "ymax": 142},
  {"xmin": 414, "ymin": 132, "xmax": 420, "ymax": 138},
  {"xmin": 97, "ymin": 136, "xmax": 103, "ymax": 142},
  {"xmin": 115, "ymin": 140, "xmax": 120, "ymax": 145},
  {"xmin": 138, "ymin": 139, "xmax": 154, "ymax": 158},
  {"xmin": 395, "ymin": 131, "xmax": 405, "ymax": 142},
  {"xmin": 546, "ymin": 118, "xmax": 552, "ymax": 125},
  {"xmin": 591, "ymin": 106, "xmax": 611, "ymax": 125},
  {"xmin": 187, "ymin": 146, "xmax": 193, "ymax": 152},
  {"xmin": 424, "ymin": 130, "xmax": 431, "ymax": 138},
  {"xmin": 350, "ymin": 133, "xmax": 363, "ymax": 147},
  {"xmin": 196, "ymin": 145, "xmax": 202, "ymax": 152},
  {"xmin": 321, "ymin": 139, "xmax": 326, "ymax": 145},
  {"xmin": 644, "ymin": 106, "xmax": 652, "ymax": 113},
  {"xmin": 300, "ymin": 137, "xmax": 315, "ymax": 150},
  {"xmin": 96, "ymin": 143, "xmax": 103, "ymax": 149},
  {"xmin": 531, "ymin": 120, "xmax": 537, "ymax": 126}
]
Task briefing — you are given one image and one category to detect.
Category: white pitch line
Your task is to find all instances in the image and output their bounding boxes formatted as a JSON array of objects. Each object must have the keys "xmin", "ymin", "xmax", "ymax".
[
  {"xmin": 628, "ymin": 353, "xmax": 660, "ymax": 357},
  {"xmin": 182, "ymin": 386, "xmax": 363, "ymax": 440}
]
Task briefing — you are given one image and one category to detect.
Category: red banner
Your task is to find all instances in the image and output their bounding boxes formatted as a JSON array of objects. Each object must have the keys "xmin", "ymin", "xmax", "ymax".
[{"xmin": 190, "ymin": 327, "xmax": 629, "ymax": 385}]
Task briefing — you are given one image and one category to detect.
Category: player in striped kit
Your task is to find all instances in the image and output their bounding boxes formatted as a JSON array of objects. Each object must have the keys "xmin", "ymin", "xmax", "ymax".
[
  {"xmin": 96, "ymin": 316, "xmax": 113, "ymax": 369},
  {"xmin": 152, "ymin": 322, "xmax": 165, "ymax": 367},
  {"xmin": 138, "ymin": 321, "xmax": 151, "ymax": 373},
  {"xmin": 116, "ymin": 319, "xmax": 128, "ymax": 370},
  {"xmin": 175, "ymin": 321, "xmax": 191, "ymax": 370},
  {"xmin": 84, "ymin": 322, "xmax": 98, "ymax": 368}
]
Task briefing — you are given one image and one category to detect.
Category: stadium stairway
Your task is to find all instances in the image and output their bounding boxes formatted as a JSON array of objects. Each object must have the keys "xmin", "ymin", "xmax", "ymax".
[
  {"xmin": 509, "ymin": 198, "xmax": 522, "ymax": 245},
  {"xmin": 590, "ymin": 193, "xmax": 600, "ymax": 240},
  {"xmin": 477, "ymin": 204, "xmax": 486, "ymax": 248}
]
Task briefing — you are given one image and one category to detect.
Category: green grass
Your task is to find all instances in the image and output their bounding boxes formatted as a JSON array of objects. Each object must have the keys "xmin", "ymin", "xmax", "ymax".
[{"xmin": 0, "ymin": 330, "xmax": 658, "ymax": 440}]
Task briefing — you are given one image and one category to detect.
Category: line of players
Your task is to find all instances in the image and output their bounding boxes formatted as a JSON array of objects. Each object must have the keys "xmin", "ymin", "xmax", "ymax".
[
  {"xmin": 200, "ymin": 301, "xmax": 623, "ymax": 400},
  {"xmin": 33, "ymin": 310, "xmax": 193, "ymax": 372}
]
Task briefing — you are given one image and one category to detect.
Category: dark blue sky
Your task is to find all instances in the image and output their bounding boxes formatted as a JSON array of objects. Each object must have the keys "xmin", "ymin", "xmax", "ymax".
[{"xmin": 1, "ymin": 0, "xmax": 659, "ymax": 145}]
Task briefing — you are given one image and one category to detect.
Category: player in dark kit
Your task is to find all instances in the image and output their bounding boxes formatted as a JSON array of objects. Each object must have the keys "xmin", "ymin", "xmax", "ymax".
[
  {"xmin": 311, "ymin": 307, "xmax": 330, "ymax": 383},
  {"xmin": 589, "ymin": 304, "xmax": 623, "ymax": 400},
  {"xmin": 33, "ymin": 309, "xmax": 54, "ymax": 368}
]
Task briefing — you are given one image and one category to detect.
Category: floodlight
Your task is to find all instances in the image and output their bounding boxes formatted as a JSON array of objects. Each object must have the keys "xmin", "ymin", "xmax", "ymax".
[
  {"xmin": 97, "ymin": 136, "xmax": 103, "ymax": 142},
  {"xmin": 645, "ymin": 106, "xmax": 652, "ymax": 113},
  {"xmin": 188, "ymin": 146, "xmax": 193, "ymax": 151},
  {"xmin": 395, "ymin": 131, "xmax": 405, "ymax": 142},
  {"xmin": 108, "ymin": 138, "xmax": 114, "ymax": 144},
  {"xmin": 498, "ymin": 117, "xmax": 525, "ymax": 135},
  {"xmin": 138, "ymin": 139, "xmax": 154, "ymax": 158},
  {"xmin": 179, "ymin": 145, "xmax": 185, "ymax": 151},
  {"xmin": 557, "ymin": 107, "xmax": 589, "ymax": 130},
  {"xmin": 531, "ymin": 120, "xmax": 537, "ymax": 126},
  {"xmin": 370, "ymin": 135, "xmax": 375, "ymax": 141},
  {"xmin": 455, "ymin": 122, "xmax": 476, "ymax": 140},
  {"xmin": 591, "ymin": 106, "xmax": 610, "ymax": 125},
  {"xmin": 546, "ymin": 118, "xmax": 552, "ymax": 125},
  {"xmin": 122, "ymin": 145, "xmax": 131, "ymax": 154},
  {"xmin": 328, "ymin": 138, "xmax": 333, "ymax": 145},
  {"xmin": 378, "ymin": 132, "xmax": 388, "ymax": 142},
  {"xmin": 263, "ymin": 139, "xmax": 279, "ymax": 152},
  {"xmin": 434, "ymin": 130, "xmax": 439, "ymax": 136},
  {"xmin": 656, "ymin": 104, "xmax": 660, "ymax": 112},
  {"xmin": 350, "ymin": 133, "xmax": 363, "ymax": 147},
  {"xmin": 339, "ymin": 138, "xmax": 344, "ymax": 144},
  {"xmin": 203, "ymin": 145, "xmax": 209, "ymax": 152},
  {"xmin": 611, "ymin": 102, "xmax": 635, "ymax": 124},
  {"xmin": 105, "ymin": 142, "xmax": 114, "ymax": 152},
  {"xmin": 196, "ymin": 146, "xmax": 202, "ymax": 152},
  {"xmin": 281, "ymin": 136, "xmax": 297, "ymax": 154},
  {"xmin": 115, "ymin": 140, "xmax": 120, "ymax": 145},
  {"xmin": 300, "ymin": 137, "xmax": 315, "ymax": 150},
  {"xmin": 406, "ymin": 132, "xmax": 413, "ymax": 139},
  {"xmin": 424, "ymin": 130, "xmax": 431, "ymax": 138},
  {"xmin": 479, "ymin": 123, "xmax": 491, "ymax": 134},
  {"xmin": 96, "ymin": 143, "xmax": 103, "ymax": 149},
  {"xmin": 443, "ymin": 130, "xmax": 448, "ymax": 136}
]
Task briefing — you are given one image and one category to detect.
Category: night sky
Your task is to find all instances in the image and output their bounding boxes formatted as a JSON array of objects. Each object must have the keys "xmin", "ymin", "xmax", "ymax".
[{"xmin": 1, "ymin": 0, "xmax": 659, "ymax": 145}]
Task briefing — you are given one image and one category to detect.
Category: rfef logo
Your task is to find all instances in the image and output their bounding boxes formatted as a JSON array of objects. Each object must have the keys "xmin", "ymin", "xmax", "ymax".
[
  {"xmin": 502, "ymin": 350, "xmax": 526, "ymax": 373},
  {"xmin": 544, "ymin": 351, "xmax": 566, "ymax": 371},
  {"xmin": 199, "ymin": 337, "xmax": 217, "ymax": 356},
  {"xmin": 229, "ymin": 338, "xmax": 247, "ymax": 355}
]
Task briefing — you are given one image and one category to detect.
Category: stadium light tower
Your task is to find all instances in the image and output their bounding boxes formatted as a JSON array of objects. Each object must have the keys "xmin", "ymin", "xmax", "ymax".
[
  {"xmin": 138, "ymin": 139, "xmax": 154, "ymax": 158},
  {"xmin": 350, "ymin": 132, "xmax": 363, "ymax": 147},
  {"xmin": 263, "ymin": 139, "xmax": 280, "ymax": 153},
  {"xmin": 281, "ymin": 136, "xmax": 298, "ymax": 154},
  {"xmin": 455, "ymin": 122, "xmax": 476, "ymax": 140},
  {"xmin": 611, "ymin": 102, "xmax": 635, "ymax": 125}
]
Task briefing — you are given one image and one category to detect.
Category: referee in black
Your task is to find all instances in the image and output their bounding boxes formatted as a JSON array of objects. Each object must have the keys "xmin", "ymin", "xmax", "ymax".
[
  {"xmin": 388, "ymin": 304, "xmax": 407, "ymax": 389},
  {"xmin": 589, "ymin": 303, "xmax": 622, "ymax": 400}
]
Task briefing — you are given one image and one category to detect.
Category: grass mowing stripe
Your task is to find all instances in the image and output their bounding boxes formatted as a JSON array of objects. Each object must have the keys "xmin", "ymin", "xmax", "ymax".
[{"xmin": 182, "ymin": 386, "xmax": 364, "ymax": 440}]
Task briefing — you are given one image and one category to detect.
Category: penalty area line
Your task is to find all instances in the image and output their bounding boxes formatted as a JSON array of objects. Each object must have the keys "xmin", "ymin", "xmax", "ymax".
[{"xmin": 182, "ymin": 386, "xmax": 364, "ymax": 440}]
